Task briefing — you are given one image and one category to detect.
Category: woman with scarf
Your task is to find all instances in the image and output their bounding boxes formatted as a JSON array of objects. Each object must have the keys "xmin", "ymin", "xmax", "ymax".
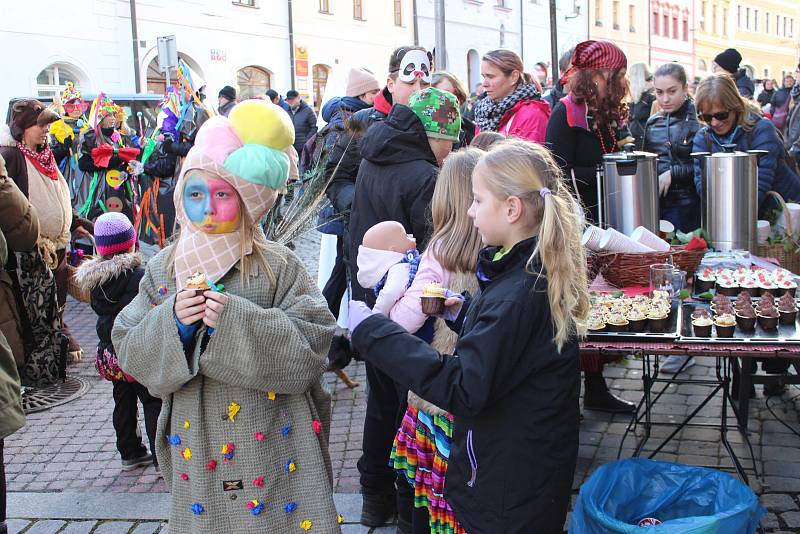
[
  {"xmin": 473, "ymin": 49, "xmax": 550, "ymax": 143},
  {"xmin": 49, "ymin": 82, "xmax": 90, "ymax": 210},
  {"xmin": 78, "ymin": 94, "xmax": 141, "ymax": 222},
  {"xmin": 0, "ymin": 99, "xmax": 94, "ymax": 363},
  {"xmin": 545, "ymin": 40, "xmax": 637, "ymax": 415}
]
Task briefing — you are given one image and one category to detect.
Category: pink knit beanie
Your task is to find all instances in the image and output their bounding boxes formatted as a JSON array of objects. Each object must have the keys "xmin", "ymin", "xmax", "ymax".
[
  {"xmin": 346, "ymin": 68, "xmax": 380, "ymax": 98},
  {"xmin": 94, "ymin": 212, "xmax": 136, "ymax": 257}
]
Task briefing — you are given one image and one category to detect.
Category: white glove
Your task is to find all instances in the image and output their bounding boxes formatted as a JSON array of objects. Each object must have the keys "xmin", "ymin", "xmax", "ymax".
[{"xmin": 658, "ymin": 170, "xmax": 671, "ymax": 197}]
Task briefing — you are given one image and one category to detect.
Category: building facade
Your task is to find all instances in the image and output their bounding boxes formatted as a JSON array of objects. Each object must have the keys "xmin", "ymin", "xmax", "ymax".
[
  {"xmin": 0, "ymin": 0, "xmax": 291, "ymax": 117},
  {"xmin": 650, "ymin": 0, "xmax": 694, "ymax": 77},
  {"xmin": 588, "ymin": 0, "xmax": 651, "ymax": 65},
  {"xmin": 291, "ymin": 0, "xmax": 415, "ymax": 108},
  {"xmin": 415, "ymin": 0, "xmax": 522, "ymax": 93},
  {"xmin": 694, "ymin": 0, "xmax": 732, "ymax": 80},
  {"xmin": 728, "ymin": 0, "xmax": 799, "ymax": 82},
  {"xmin": 522, "ymin": 0, "xmax": 588, "ymax": 84}
]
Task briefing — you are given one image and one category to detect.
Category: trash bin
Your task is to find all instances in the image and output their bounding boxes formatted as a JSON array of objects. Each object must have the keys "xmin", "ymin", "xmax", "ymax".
[{"xmin": 570, "ymin": 458, "xmax": 766, "ymax": 533}]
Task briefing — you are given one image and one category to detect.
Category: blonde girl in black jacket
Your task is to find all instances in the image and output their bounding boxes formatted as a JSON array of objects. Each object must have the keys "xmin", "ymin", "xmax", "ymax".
[{"xmin": 349, "ymin": 139, "xmax": 590, "ymax": 533}]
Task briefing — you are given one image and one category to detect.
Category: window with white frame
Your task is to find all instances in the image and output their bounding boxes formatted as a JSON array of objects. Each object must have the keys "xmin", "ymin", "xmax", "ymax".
[{"xmin": 36, "ymin": 63, "xmax": 86, "ymax": 99}]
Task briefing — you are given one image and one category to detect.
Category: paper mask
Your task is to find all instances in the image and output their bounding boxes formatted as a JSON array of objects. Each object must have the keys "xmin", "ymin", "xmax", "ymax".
[{"xmin": 398, "ymin": 50, "xmax": 432, "ymax": 83}]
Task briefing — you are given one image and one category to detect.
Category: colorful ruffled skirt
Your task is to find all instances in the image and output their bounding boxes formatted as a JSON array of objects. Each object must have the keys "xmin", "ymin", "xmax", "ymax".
[{"xmin": 390, "ymin": 404, "xmax": 466, "ymax": 534}]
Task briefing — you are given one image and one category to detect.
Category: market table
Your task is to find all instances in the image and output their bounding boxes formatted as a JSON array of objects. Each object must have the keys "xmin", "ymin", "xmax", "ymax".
[{"xmin": 580, "ymin": 337, "xmax": 800, "ymax": 485}]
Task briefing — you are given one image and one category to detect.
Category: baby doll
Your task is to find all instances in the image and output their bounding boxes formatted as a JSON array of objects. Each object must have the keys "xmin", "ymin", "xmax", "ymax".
[{"xmin": 356, "ymin": 221, "xmax": 419, "ymax": 315}]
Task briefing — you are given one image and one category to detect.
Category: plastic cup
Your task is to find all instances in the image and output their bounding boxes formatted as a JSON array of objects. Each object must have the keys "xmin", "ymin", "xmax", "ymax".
[
  {"xmin": 650, "ymin": 263, "xmax": 675, "ymax": 298},
  {"xmin": 631, "ymin": 226, "xmax": 671, "ymax": 252},
  {"xmin": 757, "ymin": 220, "xmax": 771, "ymax": 244}
]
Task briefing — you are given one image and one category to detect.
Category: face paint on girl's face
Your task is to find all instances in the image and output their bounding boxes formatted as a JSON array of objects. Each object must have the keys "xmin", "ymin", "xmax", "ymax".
[{"xmin": 182, "ymin": 174, "xmax": 242, "ymax": 234}]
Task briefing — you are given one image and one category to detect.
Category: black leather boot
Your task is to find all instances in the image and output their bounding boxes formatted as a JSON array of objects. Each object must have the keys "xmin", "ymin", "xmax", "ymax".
[
  {"xmin": 583, "ymin": 372, "xmax": 636, "ymax": 413},
  {"xmin": 360, "ymin": 490, "xmax": 396, "ymax": 527}
]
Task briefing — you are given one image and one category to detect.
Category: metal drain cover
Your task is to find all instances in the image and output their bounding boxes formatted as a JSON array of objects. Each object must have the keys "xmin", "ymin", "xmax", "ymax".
[{"xmin": 22, "ymin": 376, "xmax": 91, "ymax": 414}]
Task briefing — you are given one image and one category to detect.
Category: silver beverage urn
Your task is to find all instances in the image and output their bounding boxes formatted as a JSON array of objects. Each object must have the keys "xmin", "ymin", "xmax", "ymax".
[
  {"xmin": 691, "ymin": 144, "xmax": 765, "ymax": 252},
  {"xmin": 600, "ymin": 144, "xmax": 659, "ymax": 236}
]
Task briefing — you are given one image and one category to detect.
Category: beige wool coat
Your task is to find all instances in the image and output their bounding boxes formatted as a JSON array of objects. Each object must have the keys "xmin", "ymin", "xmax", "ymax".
[{"xmin": 113, "ymin": 242, "xmax": 339, "ymax": 533}]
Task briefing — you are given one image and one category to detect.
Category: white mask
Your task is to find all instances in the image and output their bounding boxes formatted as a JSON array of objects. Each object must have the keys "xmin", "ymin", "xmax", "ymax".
[{"xmin": 398, "ymin": 50, "xmax": 432, "ymax": 84}]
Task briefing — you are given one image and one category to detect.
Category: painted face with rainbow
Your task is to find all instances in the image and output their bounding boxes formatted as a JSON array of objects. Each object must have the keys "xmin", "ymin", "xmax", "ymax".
[{"xmin": 182, "ymin": 172, "xmax": 242, "ymax": 234}]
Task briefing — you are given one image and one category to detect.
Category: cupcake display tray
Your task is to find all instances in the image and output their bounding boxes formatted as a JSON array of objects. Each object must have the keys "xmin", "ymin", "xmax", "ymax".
[
  {"xmin": 586, "ymin": 300, "xmax": 682, "ymax": 342},
  {"xmin": 678, "ymin": 302, "xmax": 800, "ymax": 344}
]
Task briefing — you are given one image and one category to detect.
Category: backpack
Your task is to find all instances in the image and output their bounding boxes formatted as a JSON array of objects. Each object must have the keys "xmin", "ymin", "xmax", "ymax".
[
  {"xmin": 772, "ymin": 96, "xmax": 791, "ymax": 131},
  {"xmin": 12, "ymin": 249, "xmax": 68, "ymax": 387}
]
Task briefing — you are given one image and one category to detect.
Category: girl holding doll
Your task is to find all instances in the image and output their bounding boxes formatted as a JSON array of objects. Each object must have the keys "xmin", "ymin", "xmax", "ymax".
[
  {"xmin": 112, "ymin": 100, "xmax": 340, "ymax": 533},
  {"xmin": 350, "ymin": 139, "xmax": 589, "ymax": 533}
]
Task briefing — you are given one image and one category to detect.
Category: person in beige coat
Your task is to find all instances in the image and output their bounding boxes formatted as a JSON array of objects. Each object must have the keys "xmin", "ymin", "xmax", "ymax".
[{"xmin": 113, "ymin": 102, "xmax": 340, "ymax": 533}]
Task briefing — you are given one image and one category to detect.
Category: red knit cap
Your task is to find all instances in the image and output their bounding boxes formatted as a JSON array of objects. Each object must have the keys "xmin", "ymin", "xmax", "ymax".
[{"xmin": 560, "ymin": 40, "xmax": 627, "ymax": 85}]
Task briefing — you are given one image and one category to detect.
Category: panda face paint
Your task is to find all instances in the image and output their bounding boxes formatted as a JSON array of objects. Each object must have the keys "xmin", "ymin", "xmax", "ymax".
[
  {"xmin": 398, "ymin": 50, "xmax": 432, "ymax": 84},
  {"xmin": 183, "ymin": 173, "xmax": 242, "ymax": 234}
]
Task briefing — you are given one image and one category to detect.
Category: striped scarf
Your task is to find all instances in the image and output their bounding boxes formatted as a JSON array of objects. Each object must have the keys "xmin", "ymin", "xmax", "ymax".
[{"xmin": 473, "ymin": 83, "xmax": 542, "ymax": 132}]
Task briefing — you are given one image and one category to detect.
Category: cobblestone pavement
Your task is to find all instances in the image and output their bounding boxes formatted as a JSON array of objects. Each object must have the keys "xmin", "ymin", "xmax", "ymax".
[{"xmin": 6, "ymin": 231, "xmax": 800, "ymax": 532}]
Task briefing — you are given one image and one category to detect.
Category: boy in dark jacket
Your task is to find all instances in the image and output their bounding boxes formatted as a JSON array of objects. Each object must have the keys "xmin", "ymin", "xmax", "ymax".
[
  {"xmin": 348, "ymin": 85, "xmax": 459, "ymax": 529},
  {"xmin": 75, "ymin": 213, "xmax": 160, "ymax": 472}
]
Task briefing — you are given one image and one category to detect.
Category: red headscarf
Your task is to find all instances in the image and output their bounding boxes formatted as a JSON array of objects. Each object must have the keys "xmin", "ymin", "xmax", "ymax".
[{"xmin": 560, "ymin": 40, "xmax": 628, "ymax": 85}]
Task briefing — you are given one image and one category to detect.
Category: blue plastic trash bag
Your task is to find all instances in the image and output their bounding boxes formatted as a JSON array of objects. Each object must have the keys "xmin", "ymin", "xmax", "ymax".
[{"xmin": 570, "ymin": 458, "xmax": 766, "ymax": 533}]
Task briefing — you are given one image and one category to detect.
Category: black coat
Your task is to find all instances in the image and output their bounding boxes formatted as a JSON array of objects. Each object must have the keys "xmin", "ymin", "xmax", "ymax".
[
  {"xmin": 347, "ymin": 104, "xmax": 438, "ymax": 305},
  {"xmin": 758, "ymin": 88, "xmax": 775, "ymax": 107},
  {"xmin": 76, "ymin": 252, "xmax": 144, "ymax": 350},
  {"xmin": 288, "ymin": 100, "xmax": 318, "ymax": 155},
  {"xmin": 352, "ymin": 237, "xmax": 580, "ymax": 534},
  {"xmin": 629, "ymin": 90, "xmax": 656, "ymax": 149},
  {"xmin": 545, "ymin": 101, "xmax": 617, "ymax": 222},
  {"xmin": 78, "ymin": 130, "xmax": 132, "ymax": 174},
  {"xmin": 642, "ymin": 98, "xmax": 701, "ymax": 208},
  {"xmin": 735, "ymin": 70, "xmax": 755, "ymax": 99}
]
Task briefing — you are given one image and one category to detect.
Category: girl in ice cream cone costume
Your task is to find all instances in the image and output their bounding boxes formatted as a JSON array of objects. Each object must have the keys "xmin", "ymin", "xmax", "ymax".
[{"xmin": 112, "ymin": 100, "xmax": 341, "ymax": 533}]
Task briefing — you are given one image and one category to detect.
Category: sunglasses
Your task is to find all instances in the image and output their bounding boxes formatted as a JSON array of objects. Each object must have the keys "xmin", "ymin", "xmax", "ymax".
[{"xmin": 699, "ymin": 111, "xmax": 731, "ymax": 122}]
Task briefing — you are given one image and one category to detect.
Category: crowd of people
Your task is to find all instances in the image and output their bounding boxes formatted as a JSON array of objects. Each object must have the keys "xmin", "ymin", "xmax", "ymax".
[{"xmin": 1, "ymin": 39, "xmax": 800, "ymax": 533}]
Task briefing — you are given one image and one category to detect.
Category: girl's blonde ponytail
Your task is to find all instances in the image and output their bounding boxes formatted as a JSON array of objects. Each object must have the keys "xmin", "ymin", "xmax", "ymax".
[{"xmin": 477, "ymin": 140, "xmax": 590, "ymax": 351}]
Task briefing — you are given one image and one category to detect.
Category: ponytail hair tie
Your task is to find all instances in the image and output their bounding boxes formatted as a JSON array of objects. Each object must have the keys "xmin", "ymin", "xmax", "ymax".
[{"xmin": 539, "ymin": 187, "xmax": 552, "ymax": 199}]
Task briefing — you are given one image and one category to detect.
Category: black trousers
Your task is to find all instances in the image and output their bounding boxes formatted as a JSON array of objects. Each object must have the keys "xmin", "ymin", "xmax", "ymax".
[
  {"xmin": 358, "ymin": 362, "xmax": 409, "ymax": 494},
  {"xmin": 112, "ymin": 381, "xmax": 161, "ymax": 462},
  {"xmin": 0, "ymin": 439, "xmax": 5, "ymax": 524},
  {"xmin": 322, "ymin": 236, "xmax": 348, "ymax": 319}
]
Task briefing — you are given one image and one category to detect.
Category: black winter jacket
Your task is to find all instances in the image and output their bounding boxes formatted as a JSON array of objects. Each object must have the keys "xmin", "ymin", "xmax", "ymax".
[
  {"xmin": 288, "ymin": 100, "xmax": 318, "ymax": 155},
  {"xmin": 75, "ymin": 252, "xmax": 144, "ymax": 351},
  {"xmin": 545, "ymin": 101, "xmax": 619, "ymax": 222},
  {"xmin": 323, "ymin": 102, "xmax": 388, "ymax": 213},
  {"xmin": 352, "ymin": 237, "xmax": 580, "ymax": 534},
  {"xmin": 629, "ymin": 90, "xmax": 656, "ymax": 149},
  {"xmin": 735, "ymin": 70, "xmax": 755, "ymax": 99},
  {"xmin": 643, "ymin": 99, "xmax": 702, "ymax": 207},
  {"xmin": 78, "ymin": 130, "xmax": 133, "ymax": 174},
  {"xmin": 348, "ymin": 104, "xmax": 438, "ymax": 305},
  {"xmin": 786, "ymin": 86, "xmax": 800, "ymax": 161}
]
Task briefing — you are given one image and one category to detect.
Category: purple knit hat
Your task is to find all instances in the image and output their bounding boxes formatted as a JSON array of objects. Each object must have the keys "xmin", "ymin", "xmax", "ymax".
[{"xmin": 94, "ymin": 212, "xmax": 136, "ymax": 256}]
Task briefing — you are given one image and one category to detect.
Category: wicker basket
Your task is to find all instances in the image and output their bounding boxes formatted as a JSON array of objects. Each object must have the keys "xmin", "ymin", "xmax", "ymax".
[
  {"xmin": 66, "ymin": 238, "xmax": 95, "ymax": 304},
  {"xmin": 592, "ymin": 246, "xmax": 707, "ymax": 288},
  {"xmin": 756, "ymin": 191, "xmax": 800, "ymax": 274}
]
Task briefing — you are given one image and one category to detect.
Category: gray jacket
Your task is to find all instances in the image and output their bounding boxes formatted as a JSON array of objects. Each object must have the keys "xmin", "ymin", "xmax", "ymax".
[
  {"xmin": 113, "ymin": 242, "xmax": 339, "ymax": 533},
  {"xmin": 786, "ymin": 86, "xmax": 800, "ymax": 161}
]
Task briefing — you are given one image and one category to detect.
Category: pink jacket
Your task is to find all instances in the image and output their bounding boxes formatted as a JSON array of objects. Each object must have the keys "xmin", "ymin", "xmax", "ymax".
[
  {"xmin": 388, "ymin": 245, "xmax": 450, "ymax": 334},
  {"xmin": 496, "ymin": 98, "xmax": 551, "ymax": 143},
  {"xmin": 356, "ymin": 245, "xmax": 412, "ymax": 316}
]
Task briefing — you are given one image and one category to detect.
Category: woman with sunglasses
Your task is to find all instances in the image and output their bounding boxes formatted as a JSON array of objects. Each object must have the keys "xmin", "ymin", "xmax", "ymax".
[
  {"xmin": 642, "ymin": 63, "xmax": 701, "ymax": 233},
  {"xmin": 692, "ymin": 73, "xmax": 800, "ymax": 215}
]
